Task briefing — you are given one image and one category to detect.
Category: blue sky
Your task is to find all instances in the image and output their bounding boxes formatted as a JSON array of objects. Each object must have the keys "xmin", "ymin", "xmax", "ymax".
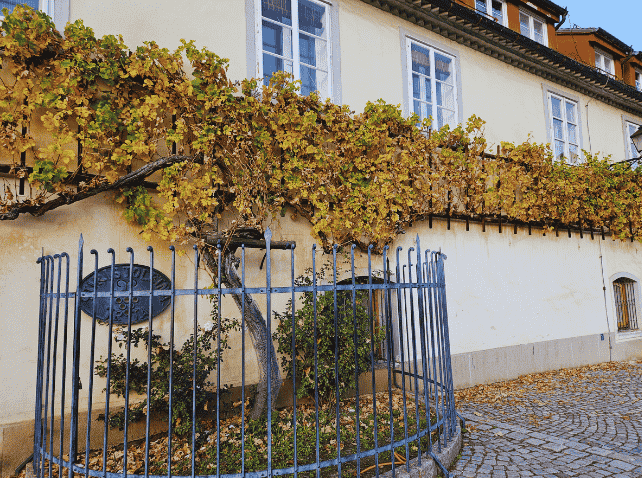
[{"xmin": 557, "ymin": 1, "xmax": 642, "ymax": 50}]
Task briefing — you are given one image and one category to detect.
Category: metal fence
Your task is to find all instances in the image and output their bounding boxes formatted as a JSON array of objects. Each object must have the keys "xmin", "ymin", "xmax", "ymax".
[{"xmin": 34, "ymin": 230, "xmax": 458, "ymax": 478}]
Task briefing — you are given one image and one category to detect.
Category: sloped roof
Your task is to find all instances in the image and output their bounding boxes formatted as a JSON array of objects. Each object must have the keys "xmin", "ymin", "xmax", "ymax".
[{"xmin": 557, "ymin": 27, "xmax": 632, "ymax": 54}]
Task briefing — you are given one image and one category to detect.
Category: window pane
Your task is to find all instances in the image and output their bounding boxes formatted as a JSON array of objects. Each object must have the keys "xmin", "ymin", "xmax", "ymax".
[
  {"xmin": 595, "ymin": 52, "xmax": 602, "ymax": 69},
  {"xmin": 411, "ymin": 44, "xmax": 431, "ymax": 77},
  {"xmin": 0, "ymin": 0, "xmax": 39, "ymax": 12},
  {"xmin": 437, "ymin": 108, "xmax": 455, "ymax": 129},
  {"xmin": 475, "ymin": 0, "xmax": 487, "ymax": 14},
  {"xmin": 435, "ymin": 53, "xmax": 453, "ymax": 84},
  {"xmin": 262, "ymin": 54, "xmax": 293, "ymax": 85},
  {"xmin": 568, "ymin": 124, "xmax": 577, "ymax": 144},
  {"xmin": 554, "ymin": 140, "xmax": 565, "ymax": 159},
  {"xmin": 300, "ymin": 65, "xmax": 327, "ymax": 96},
  {"xmin": 604, "ymin": 57, "xmax": 613, "ymax": 74},
  {"xmin": 262, "ymin": 20, "xmax": 292, "ymax": 58},
  {"xmin": 412, "ymin": 73, "xmax": 421, "ymax": 99},
  {"xmin": 436, "ymin": 82, "xmax": 454, "ymax": 110},
  {"xmin": 414, "ymin": 100, "xmax": 430, "ymax": 122},
  {"xmin": 636, "ymin": 72, "xmax": 642, "ymax": 91},
  {"xmin": 424, "ymin": 77, "xmax": 432, "ymax": 103},
  {"xmin": 533, "ymin": 19, "xmax": 544, "ymax": 44},
  {"xmin": 299, "ymin": 34, "xmax": 327, "ymax": 70},
  {"xmin": 519, "ymin": 12, "xmax": 530, "ymax": 36},
  {"xmin": 492, "ymin": 1, "xmax": 503, "ymax": 23},
  {"xmin": 551, "ymin": 96, "xmax": 562, "ymax": 118},
  {"xmin": 298, "ymin": 0, "xmax": 326, "ymax": 37},
  {"xmin": 568, "ymin": 145, "xmax": 579, "ymax": 164},
  {"xmin": 553, "ymin": 118, "xmax": 564, "ymax": 140},
  {"xmin": 565, "ymin": 101, "xmax": 576, "ymax": 124},
  {"xmin": 262, "ymin": 0, "xmax": 292, "ymax": 26}
]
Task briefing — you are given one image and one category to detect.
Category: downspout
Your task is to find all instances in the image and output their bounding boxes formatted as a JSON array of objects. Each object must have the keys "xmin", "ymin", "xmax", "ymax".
[
  {"xmin": 554, "ymin": 8, "xmax": 568, "ymax": 31},
  {"xmin": 598, "ymin": 237, "xmax": 613, "ymax": 361}
]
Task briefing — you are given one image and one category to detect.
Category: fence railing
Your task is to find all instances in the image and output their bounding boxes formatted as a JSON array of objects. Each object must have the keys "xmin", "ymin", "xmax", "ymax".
[{"xmin": 34, "ymin": 230, "xmax": 458, "ymax": 478}]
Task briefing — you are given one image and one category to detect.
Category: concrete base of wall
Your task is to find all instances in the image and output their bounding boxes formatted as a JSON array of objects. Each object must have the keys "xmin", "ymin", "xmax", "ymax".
[{"xmin": 451, "ymin": 332, "xmax": 642, "ymax": 389}]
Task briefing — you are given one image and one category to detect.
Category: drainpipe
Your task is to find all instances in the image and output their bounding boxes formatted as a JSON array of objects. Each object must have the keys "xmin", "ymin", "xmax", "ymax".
[
  {"xmin": 554, "ymin": 8, "xmax": 568, "ymax": 31},
  {"xmin": 598, "ymin": 237, "xmax": 613, "ymax": 361}
]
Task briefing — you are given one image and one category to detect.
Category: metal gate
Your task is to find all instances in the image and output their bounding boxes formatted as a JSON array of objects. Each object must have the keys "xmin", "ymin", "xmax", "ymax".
[{"xmin": 34, "ymin": 230, "xmax": 458, "ymax": 478}]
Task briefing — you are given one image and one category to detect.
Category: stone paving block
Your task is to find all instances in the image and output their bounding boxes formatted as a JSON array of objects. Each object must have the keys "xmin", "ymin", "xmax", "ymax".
[
  {"xmin": 450, "ymin": 362, "xmax": 642, "ymax": 478},
  {"xmin": 542, "ymin": 442, "xmax": 566, "ymax": 452},
  {"xmin": 609, "ymin": 460, "xmax": 636, "ymax": 472}
]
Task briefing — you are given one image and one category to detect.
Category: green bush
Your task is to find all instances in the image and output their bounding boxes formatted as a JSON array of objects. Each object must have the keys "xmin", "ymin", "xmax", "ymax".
[
  {"xmin": 273, "ymin": 270, "xmax": 385, "ymax": 402},
  {"xmin": 95, "ymin": 301, "xmax": 238, "ymax": 437}
]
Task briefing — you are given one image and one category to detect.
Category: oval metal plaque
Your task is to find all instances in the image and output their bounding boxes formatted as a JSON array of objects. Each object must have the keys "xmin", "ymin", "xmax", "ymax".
[{"xmin": 79, "ymin": 264, "xmax": 172, "ymax": 325}]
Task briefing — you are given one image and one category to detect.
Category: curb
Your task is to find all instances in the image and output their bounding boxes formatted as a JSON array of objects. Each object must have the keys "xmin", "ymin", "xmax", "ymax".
[{"xmin": 379, "ymin": 421, "xmax": 463, "ymax": 478}]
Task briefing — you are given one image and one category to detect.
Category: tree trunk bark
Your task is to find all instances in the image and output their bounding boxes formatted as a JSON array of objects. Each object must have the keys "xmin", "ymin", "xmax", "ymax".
[{"xmin": 202, "ymin": 247, "xmax": 282, "ymax": 420}]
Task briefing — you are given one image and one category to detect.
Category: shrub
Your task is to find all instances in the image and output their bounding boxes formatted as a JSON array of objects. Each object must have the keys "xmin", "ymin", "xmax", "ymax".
[
  {"xmin": 95, "ymin": 300, "xmax": 238, "ymax": 437},
  {"xmin": 274, "ymin": 270, "xmax": 385, "ymax": 402}
]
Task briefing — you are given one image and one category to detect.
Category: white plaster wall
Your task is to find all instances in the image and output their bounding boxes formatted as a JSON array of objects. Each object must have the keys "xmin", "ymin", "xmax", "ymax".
[{"xmin": 393, "ymin": 219, "xmax": 612, "ymax": 355}]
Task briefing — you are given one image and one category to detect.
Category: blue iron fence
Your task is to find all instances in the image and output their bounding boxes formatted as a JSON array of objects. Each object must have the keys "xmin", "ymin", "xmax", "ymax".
[{"xmin": 34, "ymin": 230, "xmax": 458, "ymax": 478}]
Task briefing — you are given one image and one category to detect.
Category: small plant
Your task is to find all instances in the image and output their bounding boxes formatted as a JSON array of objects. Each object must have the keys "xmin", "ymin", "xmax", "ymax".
[
  {"xmin": 95, "ymin": 300, "xmax": 238, "ymax": 437},
  {"xmin": 274, "ymin": 268, "xmax": 386, "ymax": 402}
]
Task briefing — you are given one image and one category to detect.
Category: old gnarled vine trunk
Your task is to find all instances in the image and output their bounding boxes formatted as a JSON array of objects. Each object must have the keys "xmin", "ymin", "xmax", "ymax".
[{"xmin": 202, "ymin": 246, "xmax": 282, "ymax": 420}]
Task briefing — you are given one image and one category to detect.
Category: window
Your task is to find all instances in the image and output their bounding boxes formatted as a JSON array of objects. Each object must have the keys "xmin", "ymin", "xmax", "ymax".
[
  {"xmin": 519, "ymin": 10, "xmax": 546, "ymax": 45},
  {"xmin": 625, "ymin": 121, "xmax": 640, "ymax": 161},
  {"xmin": 475, "ymin": 0, "xmax": 505, "ymax": 25},
  {"xmin": 635, "ymin": 69, "xmax": 641, "ymax": 92},
  {"xmin": 547, "ymin": 93, "xmax": 580, "ymax": 164},
  {"xmin": 406, "ymin": 39, "xmax": 458, "ymax": 130},
  {"xmin": 256, "ymin": 0, "xmax": 333, "ymax": 98},
  {"xmin": 594, "ymin": 48, "xmax": 615, "ymax": 77},
  {"xmin": 613, "ymin": 277, "xmax": 639, "ymax": 332},
  {"xmin": 0, "ymin": 0, "xmax": 52, "ymax": 15},
  {"xmin": 0, "ymin": 1, "xmax": 60, "ymax": 24}
]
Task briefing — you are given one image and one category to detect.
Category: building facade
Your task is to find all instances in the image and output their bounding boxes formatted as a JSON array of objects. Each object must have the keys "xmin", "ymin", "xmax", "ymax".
[{"xmin": 1, "ymin": 0, "xmax": 642, "ymax": 475}]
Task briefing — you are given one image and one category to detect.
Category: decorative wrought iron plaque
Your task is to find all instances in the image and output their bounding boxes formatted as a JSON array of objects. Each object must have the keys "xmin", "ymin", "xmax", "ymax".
[{"xmin": 79, "ymin": 264, "xmax": 172, "ymax": 325}]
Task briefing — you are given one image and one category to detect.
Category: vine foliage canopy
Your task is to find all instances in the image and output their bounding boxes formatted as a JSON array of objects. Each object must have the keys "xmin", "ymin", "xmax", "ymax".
[{"xmin": 1, "ymin": 6, "xmax": 642, "ymax": 249}]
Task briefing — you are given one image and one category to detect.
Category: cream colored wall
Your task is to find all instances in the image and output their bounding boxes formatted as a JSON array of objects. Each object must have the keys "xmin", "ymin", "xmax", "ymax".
[
  {"xmin": 395, "ymin": 219, "xmax": 623, "ymax": 355},
  {"xmin": 68, "ymin": 0, "xmax": 248, "ymax": 82}
]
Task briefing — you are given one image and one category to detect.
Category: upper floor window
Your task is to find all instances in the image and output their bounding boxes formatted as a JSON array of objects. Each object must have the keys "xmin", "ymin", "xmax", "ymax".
[
  {"xmin": 257, "ymin": 0, "xmax": 332, "ymax": 98},
  {"xmin": 519, "ymin": 10, "xmax": 546, "ymax": 46},
  {"xmin": 594, "ymin": 48, "xmax": 615, "ymax": 77},
  {"xmin": 547, "ymin": 92, "xmax": 580, "ymax": 164},
  {"xmin": 635, "ymin": 69, "xmax": 641, "ymax": 91},
  {"xmin": 475, "ymin": 0, "xmax": 505, "ymax": 25},
  {"xmin": 625, "ymin": 121, "xmax": 640, "ymax": 161},
  {"xmin": 1, "ymin": 0, "xmax": 43, "ymax": 14},
  {"xmin": 406, "ymin": 39, "xmax": 458, "ymax": 130}
]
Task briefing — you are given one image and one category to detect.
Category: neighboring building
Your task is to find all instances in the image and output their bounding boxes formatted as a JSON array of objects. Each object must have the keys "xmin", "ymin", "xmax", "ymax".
[
  {"xmin": 556, "ymin": 27, "xmax": 642, "ymax": 161},
  {"xmin": 2, "ymin": 0, "xmax": 642, "ymax": 475}
]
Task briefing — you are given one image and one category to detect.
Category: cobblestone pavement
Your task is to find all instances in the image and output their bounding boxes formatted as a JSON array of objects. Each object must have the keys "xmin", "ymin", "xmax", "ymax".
[{"xmin": 450, "ymin": 361, "xmax": 642, "ymax": 478}]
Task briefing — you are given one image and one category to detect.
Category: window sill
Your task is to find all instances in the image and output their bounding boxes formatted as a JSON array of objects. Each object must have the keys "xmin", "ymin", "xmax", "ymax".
[{"xmin": 615, "ymin": 329, "xmax": 642, "ymax": 343}]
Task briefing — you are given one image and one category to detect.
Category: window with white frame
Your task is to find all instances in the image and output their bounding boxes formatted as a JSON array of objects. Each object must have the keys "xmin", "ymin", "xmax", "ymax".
[
  {"xmin": 475, "ymin": 0, "xmax": 506, "ymax": 25},
  {"xmin": 406, "ymin": 39, "xmax": 458, "ymax": 130},
  {"xmin": 548, "ymin": 93, "xmax": 580, "ymax": 164},
  {"xmin": 594, "ymin": 48, "xmax": 615, "ymax": 77},
  {"xmin": 519, "ymin": 10, "xmax": 546, "ymax": 45},
  {"xmin": 625, "ymin": 121, "xmax": 641, "ymax": 161},
  {"xmin": 257, "ymin": 0, "xmax": 332, "ymax": 98},
  {"xmin": 635, "ymin": 69, "xmax": 641, "ymax": 91}
]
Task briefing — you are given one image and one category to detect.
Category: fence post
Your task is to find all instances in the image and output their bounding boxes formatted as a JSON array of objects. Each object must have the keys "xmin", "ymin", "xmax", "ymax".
[{"xmin": 68, "ymin": 235, "xmax": 84, "ymax": 472}]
